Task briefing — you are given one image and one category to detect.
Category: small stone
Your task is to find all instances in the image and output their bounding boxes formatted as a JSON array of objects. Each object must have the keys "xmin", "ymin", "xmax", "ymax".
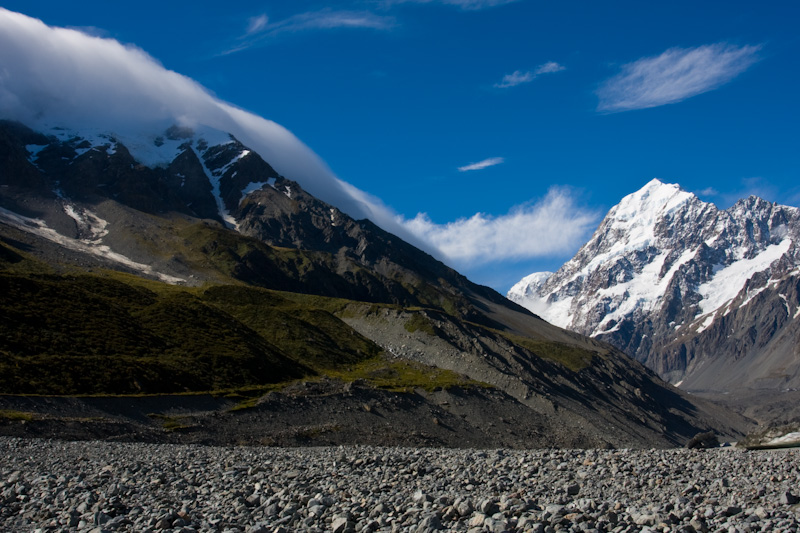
[
  {"xmin": 455, "ymin": 500, "xmax": 473, "ymax": 517},
  {"xmin": 723, "ymin": 506, "xmax": 742, "ymax": 516},
  {"xmin": 413, "ymin": 490, "xmax": 430, "ymax": 504},
  {"xmin": 416, "ymin": 513, "xmax": 442, "ymax": 531},
  {"xmin": 479, "ymin": 499, "xmax": 499, "ymax": 515},
  {"xmin": 634, "ymin": 513, "xmax": 658, "ymax": 526},
  {"xmin": 469, "ymin": 513, "xmax": 486, "ymax": 527},
  {"xmin": 689, "ymin": 518, "xmax": 708, "ymax": 533},
  {"xmin": 332, "ymin": 516, "xmax": 351, "ymax": 533}
]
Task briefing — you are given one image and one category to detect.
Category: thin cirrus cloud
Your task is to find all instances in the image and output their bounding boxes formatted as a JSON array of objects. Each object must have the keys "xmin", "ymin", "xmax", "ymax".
[
  {"xmin": 596, "ymin": 43, "xmax": 762, "ymax": 112},
  {"xmin": 226, "ymin": 9, "xmax": 396, "ymax": 54},
  {"xmin": 230, "ymin": 1, "xmax": 518, "ymax": 54},
  {"xmin": 400, "ymin": 188, "xmax": 599, "ymax": 266},
  {"xmin": 458, "ymin": 157, "xmax": 505, "ymax": 172},
  {"xmin": 245, "ymin": 14, "xmax": 269, "ymax": 35},
  {"xmin": 494, "ymin": 61, "xmax": 565, "ymax": 89},
  {"xmin": 383, "ymin": 0, "xmax": 521, "ymax": 10}
]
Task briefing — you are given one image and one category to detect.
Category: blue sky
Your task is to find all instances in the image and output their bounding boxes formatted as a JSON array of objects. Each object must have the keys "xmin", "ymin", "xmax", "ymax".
[{"xmin": 2, "ymin": 1, "xmax": 798, "ymax": 291}]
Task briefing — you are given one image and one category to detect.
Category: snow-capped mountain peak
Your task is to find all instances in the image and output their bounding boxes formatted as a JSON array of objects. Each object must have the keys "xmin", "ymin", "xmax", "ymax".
[
  {"xmin": 609, "ymin": 178, "xmax": 694, "ymax": 226},
  {"xmin": 508, "ymin": 179, "xmax": 800, "ymax": 391}
]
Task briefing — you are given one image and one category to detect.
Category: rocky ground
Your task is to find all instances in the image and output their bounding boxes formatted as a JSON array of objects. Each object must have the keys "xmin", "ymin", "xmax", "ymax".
[{"xmin": 1, "ymin": 438, "xmax": 798, "ymax": 533}]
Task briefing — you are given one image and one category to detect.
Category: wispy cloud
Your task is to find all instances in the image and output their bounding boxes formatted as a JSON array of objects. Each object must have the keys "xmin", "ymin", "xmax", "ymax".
[
  {"xmin": 246, "ymin": 14, "xmax": 269, "ymax": 35},
  {"xmin": 399, "ymin": 187, "xmax": 599, "ymax": 265},
  {"xmin": 596, "ymin": 43, "xmax": 762, "ymax": 112},
  {"xmin": 494, "ymin": 61, "xmax": 565, "ymax": 89},
  {"xmin": 458, "ymin": 157, "xmax": 504, "ymax": 172},
  {"xmin": 383, "ymin": 0, "xmax": 521, "ymax": 11},
  {"xmin": 495, "ymin": 70, "xmax": 534, "ymax": 89},
  {"xmin": 695, "ymin": 187, "xmax": 719, "ymax": 197},
  {"xmin": 226, "ymin": 9, "xmax": 396, "ymax": 54},
  {"xmin": 535, "ymin": 61, "xmax": 566, "ymax": 75}
]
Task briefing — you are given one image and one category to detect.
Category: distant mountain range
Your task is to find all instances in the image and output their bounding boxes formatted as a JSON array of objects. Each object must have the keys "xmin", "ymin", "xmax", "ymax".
[
  {"xmin": 0, "ymin": 120, "xmax": 747, "ymax": 447},
  {"xmin": 509, "ymin": 179, "xmax": 800, "ymax": 395}
]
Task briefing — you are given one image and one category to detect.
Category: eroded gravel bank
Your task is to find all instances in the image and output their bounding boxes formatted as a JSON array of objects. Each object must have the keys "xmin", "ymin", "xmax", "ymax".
[{"xmin": 1, "ymin": 438, "xmax": 798, "ymax": 533}]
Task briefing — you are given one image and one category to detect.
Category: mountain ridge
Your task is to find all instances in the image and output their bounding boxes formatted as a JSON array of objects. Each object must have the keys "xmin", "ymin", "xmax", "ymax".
[{"xmin": 0, "ymin": 122, "xmax": 751, "ymax": 446}]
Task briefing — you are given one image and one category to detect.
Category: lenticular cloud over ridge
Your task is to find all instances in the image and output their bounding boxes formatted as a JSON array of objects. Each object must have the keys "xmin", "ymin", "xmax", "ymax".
[
  {"xmin": 0, "ymin": 8, "xmax": 405, "ymax": 236},
  {"xmin": 0, "ymin": 8, "xmax": 593, "ymax": 280}
]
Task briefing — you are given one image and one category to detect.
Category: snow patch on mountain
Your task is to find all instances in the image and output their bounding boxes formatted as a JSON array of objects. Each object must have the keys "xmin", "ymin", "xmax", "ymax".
[
  {"xmin": 39, "ymin": 125, "xmax": 120, "ymax": 161},
  {"xmin": 592, "ymin": 249, "xmax": 680, "ymax": 336},
  {"xmin": 0, "ymin": 206, "xmax": 184, "ymax": 284},
  {"xmin": 239, "ymin": 179, "xmax": 274, "ymax": 206},
  {"xmin": 190, "ymin": 143, "xmax": 238, "ymax": 230},
  {"xmin": 62, "ymin": 203, "xmax": 109, "ymax": 241},
  {"xmin": 698, "ymin": 239, "xmax": 792, "ymax": 315},
  {"xmin": 217, "ymin": 149, "xmax": 250, "ymax": 177},
  {"xmin": 508, "ymin": 271, "xmax": 553, "ymax": 317},
  {"xmin": 508, "ymin": 271, "xmax": 552, "ymax": 299},
  {"xmin": 25, "ymin": 143, "xmax": 47, "ymax": 162}
]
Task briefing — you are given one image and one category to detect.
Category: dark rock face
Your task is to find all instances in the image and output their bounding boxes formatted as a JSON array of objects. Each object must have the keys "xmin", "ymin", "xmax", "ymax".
[{"xmin": 510, "ymin": 179, "xmax": 800, "ymax": 394}]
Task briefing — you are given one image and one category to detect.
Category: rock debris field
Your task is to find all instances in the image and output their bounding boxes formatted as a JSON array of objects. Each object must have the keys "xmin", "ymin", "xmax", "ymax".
[{"xmin": 1, "ymin": 438, "xmax": 799, "ymax": 533}]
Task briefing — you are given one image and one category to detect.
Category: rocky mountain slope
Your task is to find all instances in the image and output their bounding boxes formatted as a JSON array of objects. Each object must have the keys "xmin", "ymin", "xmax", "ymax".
[
  {"xmin": 0, "ymin": 122, "xmax": 751, "ymax": 446},
  {"xmin": 509, "ymin": 179, "xmax": 800, "ymax": 394}
]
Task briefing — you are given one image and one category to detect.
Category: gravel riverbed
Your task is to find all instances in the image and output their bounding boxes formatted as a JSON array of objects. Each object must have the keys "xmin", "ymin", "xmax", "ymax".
[{"xmin": 1, "ymin": 438, "xmax": 798, "ymax": 533}]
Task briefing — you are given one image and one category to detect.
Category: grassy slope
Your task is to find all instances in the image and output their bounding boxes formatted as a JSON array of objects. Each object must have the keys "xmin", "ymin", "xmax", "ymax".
[
  {"xmin": 0, "ymin": 229, "xmax": 592, "ymax": 396},
  {"xmin": 0, "ymin": 239, "xmax": 479, "ymax": 395}
]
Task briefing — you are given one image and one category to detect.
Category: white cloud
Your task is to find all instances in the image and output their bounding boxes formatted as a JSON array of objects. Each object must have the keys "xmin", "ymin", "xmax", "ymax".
[
  {"xmin": 695, "ymin": 187, "xmax": 719, "ymax": 197},
  {"xmin": 0, "ymin": 8, "xmax": 423, "ymax": 247},
  {"xmin": 228, "ymin": 9, "xmax": 395, "ymax": 53},
  {"xmin": 596, "ymin": 43, "xmax": 761, "ymax": 112},
  {"xmin": 399, "ymin": 188, "xmax": 599, "ymax": 266},
  {"xmin": 494, "ymin": 70, "xmax": 535, "ymax": 89},
  {"xmin": 535, "ymin": 61, "xmax": 566, "ymax": 75},
  {"xmin": 246, "ymin": 14, "xmax": 269, "ymax": 35},
  {"xmin": 383, "ymin": 0, "xmax": 520, "ymax": 10},
  {"xmin": 494, "ymin": 61, "xmax": 565, "ymax": 89},
  {"xmin": 458, "ymin": 157, "xmax": 505, "ymax": 172},
  {"xmin": 265, "ymin": 9, "xmax": 394, "ymax": 33}
]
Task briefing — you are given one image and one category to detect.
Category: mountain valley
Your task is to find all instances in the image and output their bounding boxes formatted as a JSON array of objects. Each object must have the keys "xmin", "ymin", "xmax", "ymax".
[{"xmin": 0, "ymin": 121, "xmax": 752, "ymax": 447}]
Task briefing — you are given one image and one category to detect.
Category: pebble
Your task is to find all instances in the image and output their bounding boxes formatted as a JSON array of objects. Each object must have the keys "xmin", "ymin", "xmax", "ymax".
[{"xmin": 0, "ymin": 438, "xmax": 798, "ymax": 532}]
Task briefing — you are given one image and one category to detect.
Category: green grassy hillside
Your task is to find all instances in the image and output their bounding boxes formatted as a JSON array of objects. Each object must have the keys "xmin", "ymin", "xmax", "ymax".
[{"xmin": 0, "ymin": 239, "xmax": 486, "ymax": 395}]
